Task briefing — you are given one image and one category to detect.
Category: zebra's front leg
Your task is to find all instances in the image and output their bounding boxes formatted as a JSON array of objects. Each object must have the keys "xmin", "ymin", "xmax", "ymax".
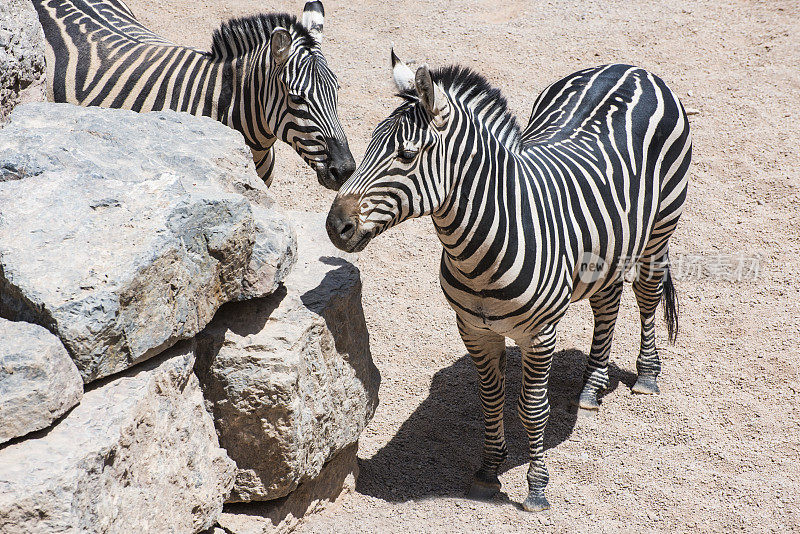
[
  {"xmin": 579, "ymin": 281, "xmax": 624, "ymax": 410},
  {"xmin": 458, "ymin": 317, "xmax": 508, "ymax": 501},
  {"xmin": 517, "ymin": 324, "xmax": 557, "ymax": 512}
]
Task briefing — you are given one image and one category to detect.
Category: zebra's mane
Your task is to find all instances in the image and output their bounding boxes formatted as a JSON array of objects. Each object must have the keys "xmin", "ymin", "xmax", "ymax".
[
  {"xmin": 209, "ymin": 13, "xmax": 315, "ymax": 59},
  {"xmin": 398, "ymin": 65, "xmax": 522, "ymax": 148}
]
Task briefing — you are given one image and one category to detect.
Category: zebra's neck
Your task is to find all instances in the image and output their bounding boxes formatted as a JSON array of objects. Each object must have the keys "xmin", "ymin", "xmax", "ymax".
[
  {"xmin": 35, "ymin": 0, "xmax": 280, "ymax": 149},
  {"xmin": 216, "ymin": 49, "xmax": 278, "ymax": 150}
]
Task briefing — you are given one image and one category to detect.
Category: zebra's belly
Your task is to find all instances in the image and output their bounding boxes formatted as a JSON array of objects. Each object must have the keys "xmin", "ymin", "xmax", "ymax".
[{"xmin": 440, "ymin": 273, "xmax": 573, "ymax": 339}]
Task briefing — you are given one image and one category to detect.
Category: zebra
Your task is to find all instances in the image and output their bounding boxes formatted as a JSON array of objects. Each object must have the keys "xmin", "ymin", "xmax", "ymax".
[
  {"xmin": 31, "ymin": 0, "xmax": 355, "ymax": 188},
  {"xmin": 326, "ymin": 52, "xmax": 691, "ymax": 511}
]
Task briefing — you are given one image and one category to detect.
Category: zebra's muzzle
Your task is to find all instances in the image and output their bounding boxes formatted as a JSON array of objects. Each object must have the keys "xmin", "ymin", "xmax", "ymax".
[
  {"xmin": 326, "ymin": 194, "xmax": 373, "ymax": 252},
  {"xmin": 317, "ymin": 137, "xmax": 356, "ymax": 191},
  {"xmin": 314, "ymin": 160, "xmax": 335, "ymax": 189}
]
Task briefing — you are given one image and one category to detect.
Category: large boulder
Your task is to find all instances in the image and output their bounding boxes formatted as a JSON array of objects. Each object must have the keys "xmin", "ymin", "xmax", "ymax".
[
  {"xmin": 0, "ymin": 0, "xmax": 46, "ymax": 121},
  {"xmin": 0, "ymin": 103, "xmax": 296, "ymax": 383},
  {"xmin": 0, "ymin": 340, "xmax": 236, "ymax": 534},
  {"xmin": 0, "ymin": 318, "xmax": 83, "ymax": 444},
  {"xmin": 195, "ymin": 212, "xmax": 380, "ymax": 502},
  {"xmin": 218, "ymin": 443, "xmax": 359, "ymax": 534}
]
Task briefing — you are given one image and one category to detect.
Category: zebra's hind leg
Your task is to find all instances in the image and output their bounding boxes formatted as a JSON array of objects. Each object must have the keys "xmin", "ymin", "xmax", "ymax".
[
  {"xmin": 518, "ymin": 324, "xmax": 557, "ymax": 512},
  {"xmin": 631, "ymin": 252, "xmax": 674, "ymax": 395},
  {"xmin": 458, "ymin": 317, "xmax": 508, "ymax": 501},
  {"xmin": 578, "ymin": 280, "xmax": 624, "ymax": 410}
]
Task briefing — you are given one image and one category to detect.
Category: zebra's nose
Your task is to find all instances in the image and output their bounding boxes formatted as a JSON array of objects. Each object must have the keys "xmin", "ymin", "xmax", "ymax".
[
  {"xmin": 326, "ymin": 194, "xmax": 360, "ymax": 250},
  {"xmin": 330, "ymin": 158, "xmax": 356, "ymax": 185},
  {"xmin": 326, "ymin": 137, "xmax": 356, "ymax": 187},
  {"xmin": 336, "ymin": 220, "xmax": 356, "ymax": 241}
]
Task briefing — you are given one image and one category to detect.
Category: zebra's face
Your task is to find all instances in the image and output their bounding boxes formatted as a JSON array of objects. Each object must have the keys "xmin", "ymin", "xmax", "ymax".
[
  {"xmin": 277, "ymin": 49, "xmax": 354, "ymax": 190},
  {"xmin": 327, "ymin": 62, "xmax": 452, "ymax": 252},
  {"xmin": 266, "ymin": 6, "xmax": 354, "ymax": 190}
]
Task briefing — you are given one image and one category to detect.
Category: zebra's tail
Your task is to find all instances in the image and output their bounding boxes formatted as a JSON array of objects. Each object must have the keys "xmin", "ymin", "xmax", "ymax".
[{"xmin": 661, "ymin": 266, "xmax": 678, "ymax": 344}]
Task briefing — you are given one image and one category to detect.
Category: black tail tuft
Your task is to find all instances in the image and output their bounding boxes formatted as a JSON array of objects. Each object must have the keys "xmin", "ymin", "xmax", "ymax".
[{"xmin": 662, "ymin": 266, "xmax": 679, "ymax": 344}]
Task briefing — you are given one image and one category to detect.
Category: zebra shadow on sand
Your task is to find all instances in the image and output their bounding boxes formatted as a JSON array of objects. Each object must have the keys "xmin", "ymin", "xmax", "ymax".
[{"xmin": 356, "ymin": 348, "xmax": 637, "ymax": 503}]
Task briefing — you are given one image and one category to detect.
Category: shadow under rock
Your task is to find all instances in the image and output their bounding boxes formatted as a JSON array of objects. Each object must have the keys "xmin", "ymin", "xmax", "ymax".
[
  {"xmin": 356, "ymin": 346, "xmax": 637, "ymax": 502},
  {"xmin": 219, "ymin": 285, "xmax": 286, "ymax": 338}
]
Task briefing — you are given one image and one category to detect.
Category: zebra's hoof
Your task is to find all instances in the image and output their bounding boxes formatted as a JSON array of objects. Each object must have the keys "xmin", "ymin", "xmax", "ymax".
[
  {"xmin": 576, "ymin": 391, "xmax": 600, "ymax": 411},
  {"xmin": 522, "ymin": 493, "xmax": 550, "ymax": 512},
  {"xmin": 632, "ymin": 376, "xmax": 660, "ymax": 395},
  {"xmin": 466, "ymin": 473, "xmax": 501, "ymax": 501}
]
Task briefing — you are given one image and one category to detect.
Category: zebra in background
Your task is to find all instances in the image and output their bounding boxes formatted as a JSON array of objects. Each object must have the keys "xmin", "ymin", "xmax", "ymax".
[
  {"xmin": 327, "ymin": 53, "xmax": 691, "ymax": 510},
  {"xmin": 31, "ymin": 0, "xmax": 355, "ymax": 188}
]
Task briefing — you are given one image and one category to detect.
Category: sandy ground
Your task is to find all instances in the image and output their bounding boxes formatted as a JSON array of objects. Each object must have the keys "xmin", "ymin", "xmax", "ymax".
[{"xmin": 126, "ymin": 0, "xmax": 800, "ymax": 531}]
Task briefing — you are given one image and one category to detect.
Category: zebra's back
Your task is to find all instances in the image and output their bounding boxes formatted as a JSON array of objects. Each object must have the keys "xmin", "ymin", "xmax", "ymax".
[{"xmin": 32, "ymin": 0, "xmax": 226, "ymax": 117}]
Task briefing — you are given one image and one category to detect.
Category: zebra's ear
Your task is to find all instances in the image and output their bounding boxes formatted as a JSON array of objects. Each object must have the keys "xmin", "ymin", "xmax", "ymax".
[
  {"xmin": 302, "ymin": 1, "xmax": 324, "ymax": 42},
  {"xmin": 271, "ymin": 28, "xmax": 292, "ymax": 65},
  {"xmin": 391, "ymin": 47, "xmax": 415, "ymax": 92},
  {"xmin": 415, "ymin": 65, "xmax": 448, "ymax": 127}
]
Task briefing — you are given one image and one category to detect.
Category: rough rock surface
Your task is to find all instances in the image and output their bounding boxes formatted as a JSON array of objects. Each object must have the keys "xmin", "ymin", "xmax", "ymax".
[
  {"xmin": 242, "ymin": 205, "xmax": 297, "ymax": 301},
  {"xmin": 218, "ymin": 443, "xmax": 359, "ymax": 534},
  {"xmin": 0, "ymin": 340, "xmax": 236, "ymax": 534},
  {"xmin": 0, "ymin": 103, "xmax": 296, "ymax": 383},
  {"xmin": 0, "ymin": 318, "xmax": 83, "ymax": 444},
  {"xmin": 0, "ymin": 0, "xmax": 46, "ymax": 121},
  {"xmin": 195, "ymin": 211, "xmax": 380, "ymax": 502}
]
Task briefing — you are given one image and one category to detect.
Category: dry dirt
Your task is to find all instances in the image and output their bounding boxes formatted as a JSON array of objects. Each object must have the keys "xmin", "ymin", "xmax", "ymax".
[{"xmin": 127, "ymin": 1, "xmax": 800, "ymax": 532}]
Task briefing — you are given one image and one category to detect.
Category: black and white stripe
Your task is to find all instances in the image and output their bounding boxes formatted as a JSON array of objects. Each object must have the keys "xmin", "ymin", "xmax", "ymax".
[
  {"xmin": 31, "ymin": 0, "xmax": 355, "ymax": 188},
  {"xmin": 327, "ymin": 58, "xmax": 691, "ymax": 510}
]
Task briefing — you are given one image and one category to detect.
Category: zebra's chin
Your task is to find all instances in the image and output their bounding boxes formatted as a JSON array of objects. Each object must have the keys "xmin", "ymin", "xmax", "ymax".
[
  {"xmin": 326, "ymin": 220, "xmax": 375, "ymax": 253},
  {"xmin": 314, "ymin": 161, "xmax": 336, "ymax": 189},
  {"xmin": 312, "ymin": 137, "xmax": 356, "ymax": 190},
  {"xmin": 346, "ymin": 229, "xmax": 375, "ymax": 253}
]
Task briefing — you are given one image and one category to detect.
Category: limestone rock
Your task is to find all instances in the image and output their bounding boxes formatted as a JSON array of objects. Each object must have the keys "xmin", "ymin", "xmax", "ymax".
[
  {"xmin": 0, "ymin": 318, "xmax": 83, "ymax": 444},
  {"xmin": 0, "ymin": 0, "xmax": 46, "ymax": 121},
  {"xmin": 218, "ymin": 443, "xmax": 359, "ymax": 534},
  {"xmin": 195, "ymin": 211, "xmax": 379, "ymax": 502},
  {"xmin": 241, "ymin": 205, "xmax": 297, "ymax": 301},
  {"xmin": 0, "ymin": 341, "xmax": 236, "ymax": 534},
  {"xmin": 0, "ymin": 104, "xmax": 296, "ymax": 383}
]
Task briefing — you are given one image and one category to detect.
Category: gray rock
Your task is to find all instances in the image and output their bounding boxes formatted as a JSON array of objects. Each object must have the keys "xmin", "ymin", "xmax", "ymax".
[
  {"xmin": 241, "ymin": 205, "xmax": 297, "ymax": 301},
  {"xmin": 195, "ymin": 211, "xmax": 379, "ymax": 502},
  {"xmin": 218, "ymin": 443, "xmax": 359, "ymax": 534},
  {"xmin": 0, "ymin": 0, "xmax": 46, "ymax": 121},
  {"xmin": 0, "ymin": 318, "xmax": 83, "ymax": 444},
  {"xmin": 0, "ymin": 104, "xmax": 296, "ymax": 383},
  {"xmin": 0, "ymin": 340, "xmax": 236, "ymax": 534}
]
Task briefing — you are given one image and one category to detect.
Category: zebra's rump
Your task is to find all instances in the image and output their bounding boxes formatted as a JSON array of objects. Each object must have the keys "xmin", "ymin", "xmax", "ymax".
[{"xmin": 520, "ymin": 64, "xmax": 690, "ymax": 268}]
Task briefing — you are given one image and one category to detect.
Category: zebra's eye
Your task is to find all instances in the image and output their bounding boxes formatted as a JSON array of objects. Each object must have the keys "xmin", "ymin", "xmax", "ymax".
[
  {"xmin": 396, "ymin": 148, "xmax": 418, "ymax": 163},
  {"xmin": 288, "ymin": 94, "xmax": 305, "ymax": 105}
]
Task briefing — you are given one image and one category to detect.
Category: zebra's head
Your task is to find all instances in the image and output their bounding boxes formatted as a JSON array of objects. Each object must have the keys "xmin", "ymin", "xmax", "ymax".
[
  {"xmin": 218, "ymin": 2, "xmax": 354, "ymax": 189},
  {"xmin": 272, "ymin": 3, "xmax": 354, "ymax": 189},
  {"xmin": 327, "ymin": 51, "xmax": 458, "ymax": 252}
]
